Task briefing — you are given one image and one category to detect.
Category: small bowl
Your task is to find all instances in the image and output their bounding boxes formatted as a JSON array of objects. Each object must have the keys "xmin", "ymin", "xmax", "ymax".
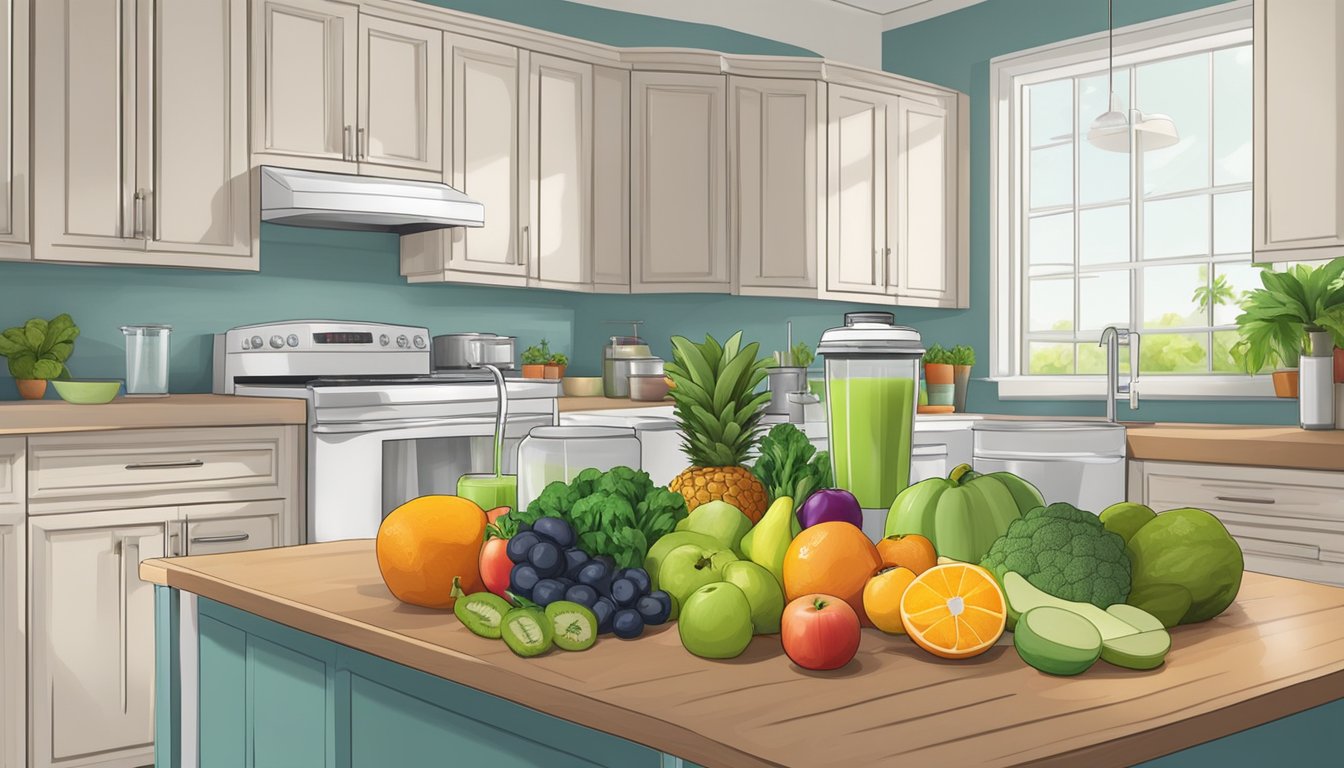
[
  {"xmin": 51, "ymin": 379, "xmax": 123, "ymax": 405},
  {"xmin": 628, "ymin": 374, "xmax": 671, "ymax": 402},
  {"xmin": 562, "ymin": 376, "xmax": 605, "ymax": 397}
]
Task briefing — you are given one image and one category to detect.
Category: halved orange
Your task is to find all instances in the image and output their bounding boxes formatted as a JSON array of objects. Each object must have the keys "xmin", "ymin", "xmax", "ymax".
[{"xmin": 899, "ymin": 562, "xmax": 1006, "ymax": 659}]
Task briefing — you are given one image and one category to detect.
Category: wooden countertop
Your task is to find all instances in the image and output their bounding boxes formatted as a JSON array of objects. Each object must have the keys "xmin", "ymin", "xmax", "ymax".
[
  {"xmin": 0, "ymin": 394, "xmax": 307, "ymax": 435},
  {"xmin": 142, "ymin": 541, "xmax": 1344, "ymax": 768},
  {"xmin": 1126, "ymin": 423, "xmax": 1344, "ymax": 472}
]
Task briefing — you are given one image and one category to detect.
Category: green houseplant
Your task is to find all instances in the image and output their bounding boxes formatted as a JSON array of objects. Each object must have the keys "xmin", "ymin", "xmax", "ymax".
[
  {"xmin": 0, "ymin": 314, "xmax": 80, "ymax": 400},
  {"xmin": 1231, "ymin": 259, "xmax": 1344, "ymax": 397},
  {"xmin": 922, "ymin": 344, "xmax": 955, "ymax": 407},
  {"xmin": 520, "ymin": 340, "xmax": 551, "ymax": 379},
  {"xmin": 950, "ymin": 345, "xmax": 976, "ymax": 413},
  {"xmin": 544, "ymin": 351, "xmax": 569, "ymax": 380}
]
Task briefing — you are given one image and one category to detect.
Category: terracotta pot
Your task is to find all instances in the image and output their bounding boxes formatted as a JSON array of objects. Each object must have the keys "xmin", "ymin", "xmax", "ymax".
[
  {"xmin": 15, "ymin": 379, "xmax": 48, "ymax": 400},
  {"xmin": 543, "ymin": 364, "xmax": 566, "ymax": 381},
  {"xmin": 521, "ymin": 364, "xmax": 546, "ymax": 379},
  {"xmin": 923, "ymin": 363, "xmax": 954, "ymax": 386},
  {"xmin": 1271, "ymin": 369, "xmax": 1299, "ymax": 398},
  {"xmin": 1335, "ymin": 348, "xmax": 1344, "ymax": 384}
]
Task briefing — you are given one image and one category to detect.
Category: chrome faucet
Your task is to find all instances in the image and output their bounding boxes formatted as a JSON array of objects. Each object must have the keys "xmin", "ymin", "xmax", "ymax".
[{"xmin": 1098, "ymin": 327, "xmax": 1140, "ymax": 422}]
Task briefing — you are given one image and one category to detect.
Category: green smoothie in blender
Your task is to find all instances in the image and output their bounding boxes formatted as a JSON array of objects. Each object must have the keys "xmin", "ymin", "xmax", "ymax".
[{"xmin": 828, "ymin": 376, "xmax": 914, "ymax": 509}]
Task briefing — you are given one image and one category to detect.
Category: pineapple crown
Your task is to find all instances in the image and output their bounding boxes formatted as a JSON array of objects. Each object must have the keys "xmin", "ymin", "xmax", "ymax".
[{"xmin": 665, "ymin": 331, "xmax": 773, "ymax": 468}]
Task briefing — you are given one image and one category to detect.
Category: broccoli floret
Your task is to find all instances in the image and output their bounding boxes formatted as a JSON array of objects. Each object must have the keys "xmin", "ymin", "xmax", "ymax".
[
  {"xmin": 595, "ymin": 466, "xmax": 654, "ymax": 506},
  {"xmin": 980, "ymin": 502, "xmax": 1132, "ymax": 608},
  {"xmin": 527, "ymin": 481, "xmax": 581, "ymax": 520}
]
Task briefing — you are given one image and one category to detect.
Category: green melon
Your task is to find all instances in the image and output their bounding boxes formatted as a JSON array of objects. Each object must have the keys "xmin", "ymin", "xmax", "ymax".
[
  {"xmin": 1014, "ymin": 606, "xmax": 1103, "ymax": 676},
  {"xmin": 886, "ymin": 465, "xmax": 1043, "ymax": 563}
]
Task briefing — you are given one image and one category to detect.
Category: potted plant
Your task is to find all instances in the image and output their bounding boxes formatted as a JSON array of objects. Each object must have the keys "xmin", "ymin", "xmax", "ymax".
[
  {"xmin": 520, "ymin": 340, "xmax": 550, "ymax": 379},
  {"xmin": 0, "ymin": 314, "xmax": 80, "ymax": 400},
  {"xmin": 544, "ymin": 352, "xmax": 568, "ymax": 381},
  {"xmin": 1232, "ymin": 259, "xmax": 1344, "ymax": 398},
  {"xmin": 923, "ymin": 344, "xmax": 955, "ymax": 407},
  {"xmin": 950, "ymin": 344, "xmax": 975, "ymax": 413}
]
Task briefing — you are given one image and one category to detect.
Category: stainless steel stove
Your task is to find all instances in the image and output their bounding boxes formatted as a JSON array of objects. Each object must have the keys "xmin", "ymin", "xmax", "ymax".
[{"xmin": 213, "ymin": 321, "xmax": 558, "ymax": 542}]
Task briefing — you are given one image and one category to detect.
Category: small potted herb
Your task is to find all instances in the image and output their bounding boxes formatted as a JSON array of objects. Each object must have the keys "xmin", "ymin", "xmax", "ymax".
[
  {"xmin": 520, "ymin": 340, "xmax": 550, "ymax": 379},
  {"xmin": 0, "ymin": 314, "xmax": 79, "ymax": 400},
  {"xmin": 544, "ymin": 352, "xmax": 568, "ymax": 381},
  {"xmin": 950, "ymin": 344, "xmax": 975, "ymax": 412},
  {"xmin": 1232, "ymin": 259, "xmax": 1344, "ymax": 397},
  {"xmin": 922, "ymin": 344, "xmax": 955, "ymax": 407}
]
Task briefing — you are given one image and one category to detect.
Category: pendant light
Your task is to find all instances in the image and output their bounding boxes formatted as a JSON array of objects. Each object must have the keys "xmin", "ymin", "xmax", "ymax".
[{"xmin": 1087, "ymin": 0, "xmax": 1179, "ymax": 152}]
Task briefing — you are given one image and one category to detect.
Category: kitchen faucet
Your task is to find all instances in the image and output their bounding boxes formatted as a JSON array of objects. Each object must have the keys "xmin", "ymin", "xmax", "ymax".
[{"xmin": 1098, "ymin": 326, "xmax": 1140, "ymax": 422}]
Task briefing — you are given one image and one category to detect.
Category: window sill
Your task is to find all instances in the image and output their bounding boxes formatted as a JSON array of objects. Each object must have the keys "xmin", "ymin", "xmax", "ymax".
[{"xmin": 990, "ymin": 375, "xmax": 1280, "ymax": 400}]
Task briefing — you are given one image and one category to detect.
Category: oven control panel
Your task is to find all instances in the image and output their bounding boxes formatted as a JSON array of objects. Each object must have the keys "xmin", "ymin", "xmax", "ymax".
[{"xmin": 224, "ymin": 321, "xmax": 430, "ymax": 353}]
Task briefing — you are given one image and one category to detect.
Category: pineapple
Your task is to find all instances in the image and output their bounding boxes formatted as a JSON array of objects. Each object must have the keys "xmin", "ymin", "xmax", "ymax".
[{"xmin": 665, "ymin": 332, "xmax": 773, "ymax": 523}]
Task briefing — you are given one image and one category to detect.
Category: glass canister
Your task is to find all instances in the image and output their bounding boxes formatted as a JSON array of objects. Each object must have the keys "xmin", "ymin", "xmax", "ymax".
[
  {"xmin": 816, "ymin": 312, "xmax": 924, "ymax": 525},
  {"xmin": 120, "ymin": 325, "xmax": 173, "ymax": 396},
  {"xmin": 515, "ymin": 426, "xmax": 642, "ymax": 511}
]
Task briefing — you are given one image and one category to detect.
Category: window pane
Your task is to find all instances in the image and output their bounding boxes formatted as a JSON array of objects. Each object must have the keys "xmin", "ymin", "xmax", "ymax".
[
  {"xmin": 1212, "ymin": 263, "xmax": 1263, "ymax": 326},
  {"xmin": 1028, "ymin": 79, "xmax": 1073, "ymax": 147},
  {"xmin": 1213, "ymin": 47, "xmax": 1252, "ymax": 185},
  {"xmin": 1139, "ymin": 53, "xmax": 1211, "ymax": 195},
  {"xmin": 1076, "ymin": 343, "xmax": 1129, "ymax": 375},
  {"xmin": 1030, "ymin": 144, "xmax": 1073, "ymax": 209},
  {"xmin": 1143, "ymin": 195, "xmax": 1209, "ymax": 259},
  {"xmin": 1079, "ymin": 205, "xmax": 1129, "ymax": 265},
  {"xmin": 1079, "ymin": 270, "xmax": 1130, "ymax": 331},
  {"xmin": 1078, "ymin": 71, "xmax": 1130, "ymax": 204},
  {"xmin": 1213, "ymin": 190, "xmax": 1251, "ymax": 255},
  {"xmin": 1142, "ymin": 263, "xmax": 1204, "ymax": 328},
  {"xmin": 1212, "ymin": 330, "xmax": 1242, "ymax": 372},
  {"xmin": 1028, "ymin": 212, "xmax": 1073, "ymax": 274},
  {"xmin": 1140, "ymin": 332, "xmax": 1209, "ymax": 373},
  {"xmin": 1029, "ymin": 277, "xmax": 1074, "ymax": 331},
  {"xmin": 1029, "ymin": 342, "xmax": 1074, "ymax": 374}
]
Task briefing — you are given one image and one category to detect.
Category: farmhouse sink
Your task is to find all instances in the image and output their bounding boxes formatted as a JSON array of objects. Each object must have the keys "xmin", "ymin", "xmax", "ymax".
[{"xmin": 971, "ymin": 421, "xmax": 1127, "ymax": 513}]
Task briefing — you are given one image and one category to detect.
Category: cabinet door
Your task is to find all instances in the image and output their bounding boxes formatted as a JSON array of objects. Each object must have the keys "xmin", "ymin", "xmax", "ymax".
[
  {"xmin": 30, "ymin": 508, "xmax": 175, "ymax": 768},
  {"xmin": 729, "ymin": 77, "xmax": 820, "ymax": 298},
  {"xmin": 527, "ymin": 54, "xmax": 592, "ymax": 288},
  {"xmin": 591, "ymin": 66, "xmax": 631, "ymax": 291},
  {"xmin": 358, "ymin": 15, "xmax": 443, "ymax": 176},
  {"xmin": 0, "ymin": 437, "xmax": 23, "ymax": 768},
  {"xmin": 252, "ymin": 0, "xmax": 358, "ymax": 163},
  {"xmin": 0, "ymin": 0, "xmax": 29, "ymax": 261},
  {"xmin": 183, "ymin": 499, "xmax": 284, "ymax": 555},
  {"xmin": 1254, "ymin": 0, "xmax": 1344, "ymax": 262},
  {"xmin": 825, "ymin": 85, "xmax": 890, "ymax": 298},
  {"xmin": 631, "ymin": 72, "xmax": 729, "ymax": 293},
  {"xmin": 892, "ymin": 95, "xmax": 958, "ymax": 305},
  {"xmin": 149, "ymin": 0, "xmax": 252, "ymax": 264}
]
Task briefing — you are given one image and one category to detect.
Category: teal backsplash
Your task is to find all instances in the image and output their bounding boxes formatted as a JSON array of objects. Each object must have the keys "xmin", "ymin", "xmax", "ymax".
[{"xmin": 0, "ymin": 0, "xmax": 1296, "ymax": 424}]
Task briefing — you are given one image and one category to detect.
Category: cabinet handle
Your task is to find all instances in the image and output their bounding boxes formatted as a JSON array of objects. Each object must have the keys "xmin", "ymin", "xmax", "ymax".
[
  {"xmin": 343, "ymin": 125, "xmax": 353, "ymax": 161},
  {"xmin": 1215, "ymin": 495, "xmax": 1277, "ymax": 505},
  {"xmin": 124, "ymin": 459, "xmax": 204, "ymax": 471},
  {"xmin": 521, "ymin": 225, "xmax": 530, "ymax": 267},
  {"xmin": 116, "ymin": 536, "xmax": 140, "ymax": 714},
  {"xmin": 167, "ymin": 521, "xmax": 182, "ymax": 558},
  {"xmin": 190, "ymin": 532, "xmax": 250, "ymax": 545},
  {"xmin": 132, "ymin": 189, "xmax": 146, "ymax": 237},
  {"xmin": 357, "ymin": 127, "xmax": 367, "ymax": 160}
]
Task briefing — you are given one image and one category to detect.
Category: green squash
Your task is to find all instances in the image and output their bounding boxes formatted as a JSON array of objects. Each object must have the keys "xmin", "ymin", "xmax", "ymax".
[{"xmin": 885, "ymin": 464, "xmax": 1043, "ymax": 563}]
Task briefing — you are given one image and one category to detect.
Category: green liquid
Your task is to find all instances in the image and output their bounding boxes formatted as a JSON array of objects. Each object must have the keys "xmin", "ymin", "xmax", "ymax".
[
  {"xmin": 828, "ymin": 377, "xmax": 914, "ymax": 509},
  {"xmin": 456, "ymin": 474, "xmax": 518, "ymax": 513}
]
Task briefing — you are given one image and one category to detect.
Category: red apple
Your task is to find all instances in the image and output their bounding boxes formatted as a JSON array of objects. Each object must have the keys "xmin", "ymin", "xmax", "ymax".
[
  {"xmin": 479, "ymin": 538, "xmax": 512, "ymax": 598},
  {"xmin": 781, "ymin": 593, "xmax": 861, "ymax": 671}
]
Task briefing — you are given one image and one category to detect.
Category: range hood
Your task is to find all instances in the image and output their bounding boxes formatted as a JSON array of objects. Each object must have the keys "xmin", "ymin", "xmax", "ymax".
[{"xmin": 260, "ymin": 166, "xmax": 484, "ymax": 234}]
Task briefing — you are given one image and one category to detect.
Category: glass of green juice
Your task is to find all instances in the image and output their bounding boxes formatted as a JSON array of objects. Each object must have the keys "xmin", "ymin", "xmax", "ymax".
[{"xmin": 456, "ymin": 473, "xmax": 518, "ymax": 514}]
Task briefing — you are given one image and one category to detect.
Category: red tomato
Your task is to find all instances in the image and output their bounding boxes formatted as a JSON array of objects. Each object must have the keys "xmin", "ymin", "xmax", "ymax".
[
  {"xmin": 479, "ymin": 538, "xmax": 512, "ymax": 598},
  {"xmin": 780, "ymin": 593, "xmax": 861, "ymax": 671},
  {"xmin": 485, "ymin": 506, "xmax": 510, "ymax": 525}
]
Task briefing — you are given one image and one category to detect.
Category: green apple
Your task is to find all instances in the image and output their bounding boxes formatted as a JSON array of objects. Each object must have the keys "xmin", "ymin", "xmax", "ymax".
[
  {"xmin": 720, "ymin": 560, "xmax": 785, "ymax": 634},
  {"xmin": 1099, "ymin": 502, "xmax": 1157, "ymax": 545},
  {"xmin": 658, "ymin": 544, "xmax": 739, "ymax": 620},
  {"xmin": 645, "ymin": 531, "xmax": 724, "ymax": 590},
  {"xmin": 675, "ymin": 500, "xmax": 753, "ymax": 554},
  {"xmin": 678, "ymin": 582, "xmax": 755, "ymax": 659}
]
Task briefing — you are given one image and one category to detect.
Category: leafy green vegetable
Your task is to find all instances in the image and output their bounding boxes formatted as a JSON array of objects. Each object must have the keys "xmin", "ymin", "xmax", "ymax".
[
  {"xmin": 922, "ymin": 343, "xmax": 952, "ymax": 365},
  {"xmin": 0, "ymin": 314, "xmax": 80, "ymax": 380},
  {"xmin": 979, "ymin": 502, "xmax": 1132, "ymax": 609},
  {"xmin": 950, "ymin": 344, "xmax": 975, "ymax": 366},
  {"xmin": 789, "ymin": 342, "xmax": 814, "ymax": 368},
  {"xmin": 571, "ymin": 467, "xmax": 604, "ymax": 498},
  {"xmin": 596, "ymin": 466, "xmax": 654, "ymax": 507},
  {"xmin": 751, "ymin": 423, "xmax": 832, "ymax": 507}
]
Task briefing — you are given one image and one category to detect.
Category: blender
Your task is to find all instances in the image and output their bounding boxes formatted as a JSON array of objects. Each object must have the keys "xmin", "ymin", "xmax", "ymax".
[{"xmin": 816, "ymin": 312, "xmax": 924, "ymax": 542}]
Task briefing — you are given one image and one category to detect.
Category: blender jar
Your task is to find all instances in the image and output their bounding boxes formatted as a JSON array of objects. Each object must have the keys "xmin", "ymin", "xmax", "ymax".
[
  {"xmin": 120, "ymin": 325, "xmax": 173, "ymax": 396},
  {"xmin": 515, "ymin": 426, "xmax": 642, "ymax": 511},
  {"xmin": 816, "ymin": 312, "xmax": 924, "ymax": 538}
]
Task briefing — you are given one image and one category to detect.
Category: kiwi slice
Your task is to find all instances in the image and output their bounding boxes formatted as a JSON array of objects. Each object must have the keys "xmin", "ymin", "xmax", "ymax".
[
  {"xmin": 1101, "ymin": 629, "xmax": 1171, "ymax": 670},
  {"xmin": 502, "ymin": 607, "xmax": 554, "ymax": 658},
  {"xmin": 454, "ymin": 592, "xmax": 513, "ymax": 639},
  {"xmin": 545, "ymin": 600, "xmax": 598, "ymax": 652},
  {"xmin": 1013, "ymin": 606, "xmax": 1102, "ymax": 676}
]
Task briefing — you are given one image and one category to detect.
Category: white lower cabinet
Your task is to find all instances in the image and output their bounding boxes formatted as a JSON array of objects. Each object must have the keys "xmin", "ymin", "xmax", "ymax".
[{"xmin": 1, "ymin": 437, "xmax": 24, "ymax": 768}]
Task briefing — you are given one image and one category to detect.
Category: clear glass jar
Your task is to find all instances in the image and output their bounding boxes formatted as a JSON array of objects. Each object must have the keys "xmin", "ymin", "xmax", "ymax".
[
  {"xmin": 120, "ymin": 325, "xmax": 172, "ymax": 396},
  {"xmin": 515, "ymin": 426, "xmax": 642, "ymax": 511}
]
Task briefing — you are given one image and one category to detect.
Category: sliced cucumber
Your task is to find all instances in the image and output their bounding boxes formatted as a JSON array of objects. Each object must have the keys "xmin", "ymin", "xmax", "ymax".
[
  {"xmin": 1002, "ymin": 572, "xmax": 1140, "ymax": 639},
  {"xmin": 1105, "ymin": 603, "xmax": 1165, "ymax": 634},
  {"xmin": 454, "ymin": 592, "xmax": 513, "ymax": 639},
  {"xmin": 546, "ymin": 601, "xmax": 598, "ymax": 652},
  {"xmin": 1101, "ymin": 629, "xmax": 1171, "ymax": 670},
  {"xmin": 1013, "ymin": 606, "xmax": 1102, "ymax": 676},
  {"xmin": 502, "ymin": 607, "xmax": 554, "ymax": 657}
]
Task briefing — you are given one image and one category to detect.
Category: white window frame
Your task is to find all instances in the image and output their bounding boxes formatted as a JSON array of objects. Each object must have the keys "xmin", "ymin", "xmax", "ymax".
[{"xmin": 989, "ymin": 2, "xmax": 1271, "ymax": 400}]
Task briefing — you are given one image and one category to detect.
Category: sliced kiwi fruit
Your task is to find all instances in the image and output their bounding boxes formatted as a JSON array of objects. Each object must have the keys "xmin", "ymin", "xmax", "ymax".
[
  {"xmin": 454, "ymin": 592, "xmax": 513, "ymax": 639},
  {"xmin": 502, "ymin": 607, "xmax": 554, "ymax": 658},
  {"xmin": 1013, "ymin": 606, "xmax": 1103, "ymax": 676},
  {"xmin": 545, "ymin": 600, "xmax": 598, "ymax": 652}
]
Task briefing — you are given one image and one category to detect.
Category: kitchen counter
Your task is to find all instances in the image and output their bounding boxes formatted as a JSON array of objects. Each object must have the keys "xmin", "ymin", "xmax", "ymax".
[
  {"xmin": 558, "ymin": 395, "xmax": 672, "ymax": 412},
  {"xmin": 1125, "ymin": 423, "xmax": 1344, "ymax": 472},
  {"xmin": 0, "ymin": 393, "xmax": 307, "ymax": 435},
  {"xmin": 143, "ymin": 540, "xmax": 1344, "ymax": 768}
]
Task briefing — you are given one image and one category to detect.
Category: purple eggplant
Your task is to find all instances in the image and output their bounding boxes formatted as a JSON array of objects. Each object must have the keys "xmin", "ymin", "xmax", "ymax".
[{"xmin": 797, "ymin": 489, "xmax": 864, "ymax": 530}]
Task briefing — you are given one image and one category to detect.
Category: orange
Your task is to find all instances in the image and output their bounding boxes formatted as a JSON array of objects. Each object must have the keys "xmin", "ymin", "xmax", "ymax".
[
  {"xmin": 899, "ymin": 562, "xmax": 1006, "ymax": 659},
  {"xmin": 376, "ymin": 495, "xmax": 487, "ymax": 609},
  {"xmin": 863, "ymin": 567, "xmax": 917, "ymax": 635},
  {"xmin": 877, "ymin": 533, "xmax": 937, "ymax": 575},
  {"xmin": 782, "ymin": 521, "xmax": 883, "ymax": 625}
]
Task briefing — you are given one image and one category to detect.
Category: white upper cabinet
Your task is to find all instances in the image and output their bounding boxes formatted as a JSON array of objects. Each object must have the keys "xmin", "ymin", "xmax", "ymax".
[
  {"xmin": 1254, "ymin": 0, "xmax": 1344, "ymax": 262},
  {"xmin": 631, "ymin": 72, "xmax": 729, "ymax": 293},
  {"xmin": 729, "ymin": 76, "xmax": 822, "ymax": 298},
  {"xmin": 825, "ymin": 85, "xmax": 891, "ymax": 298},
  {"xmin": 591, "ymin": 66, "xmax": 631, "ymax": 291},
  {"xmin": 0, "ymin": 0, "xmax": 29, "ymax": 262},
  {"xmin": 891, "ymin": 94, "xmax": 963, "ymax": 305},
  {"xmin": 358, "ymin": 15, "xmax": 443, "ymax": 176},
  {"xmin": 526, "ymin": 54, "xmax": 593, "ymax": 289},
  {"xmin": 34, "ymin": 0, "xmax": 253, "ymax": 269}
]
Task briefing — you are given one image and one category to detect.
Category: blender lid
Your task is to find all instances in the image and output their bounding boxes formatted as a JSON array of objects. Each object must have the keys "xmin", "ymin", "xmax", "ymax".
[
  {"xmin": 121, "ymin": 324, "xmax": 173, "ymax": 333},
  {"xmin": 816, "ymin": 312, "xmax": 923, "ymax": 356}
]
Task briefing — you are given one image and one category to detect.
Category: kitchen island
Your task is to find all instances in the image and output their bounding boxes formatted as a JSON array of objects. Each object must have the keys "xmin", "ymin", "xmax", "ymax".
[{"xmin": 142, "ymin": 541, "xmax": 1344, "ymax": 767}]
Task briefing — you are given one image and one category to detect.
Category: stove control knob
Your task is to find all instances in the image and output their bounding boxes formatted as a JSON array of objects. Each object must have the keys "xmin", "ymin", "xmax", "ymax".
[
  {"xmin": 379, "ymin": 334, "xmax": 390, "ymax": 347},
  {"xmin": 250, "ymin": 335, "xmax": 263, "ymax": 350},
  {"xmin": 396, "ymin": 334, "xmax": 409, "ymax": 349},
  {"xmin": 241, "ymin": 337, "xmax": 251, "ymax": 350},
  {"xmin": 413, "ymin": 335, "xmax": 426, "ymax": 349},
  {"xmin": 269, "ymin": 335, "xmax": 284, "ymax": 349},
  {"xmin": 286, "ymin": 334, "xmax": 300, "ymax": 348}
]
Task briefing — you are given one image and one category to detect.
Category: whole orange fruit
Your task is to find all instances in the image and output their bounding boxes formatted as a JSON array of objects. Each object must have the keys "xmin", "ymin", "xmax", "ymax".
[
  {"xmin": 863, "ymin": 566, "xmax": 917, "ymax": 635},
  {"xmin": 782, "ymin": 522, "xmax": 883, "ymax": 625},
  {"xmin": 376, "ymin": 495, "xmax": 487, "ymax": 609},
  {"xmin": 877, "ymin": 533, "xmax": 937, "ymax": 575}
]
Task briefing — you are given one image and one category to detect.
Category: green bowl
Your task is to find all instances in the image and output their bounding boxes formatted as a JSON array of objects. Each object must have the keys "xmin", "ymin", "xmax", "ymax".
[{"xmin": 51, "ymin": 379, "xmax": 123, "ymax": 404}]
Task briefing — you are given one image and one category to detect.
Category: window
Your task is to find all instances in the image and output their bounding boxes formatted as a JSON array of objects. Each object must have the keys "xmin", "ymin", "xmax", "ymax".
[{"xmin": 991, "ymin": 3, "xmax": 1266, "ymax": 398}]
